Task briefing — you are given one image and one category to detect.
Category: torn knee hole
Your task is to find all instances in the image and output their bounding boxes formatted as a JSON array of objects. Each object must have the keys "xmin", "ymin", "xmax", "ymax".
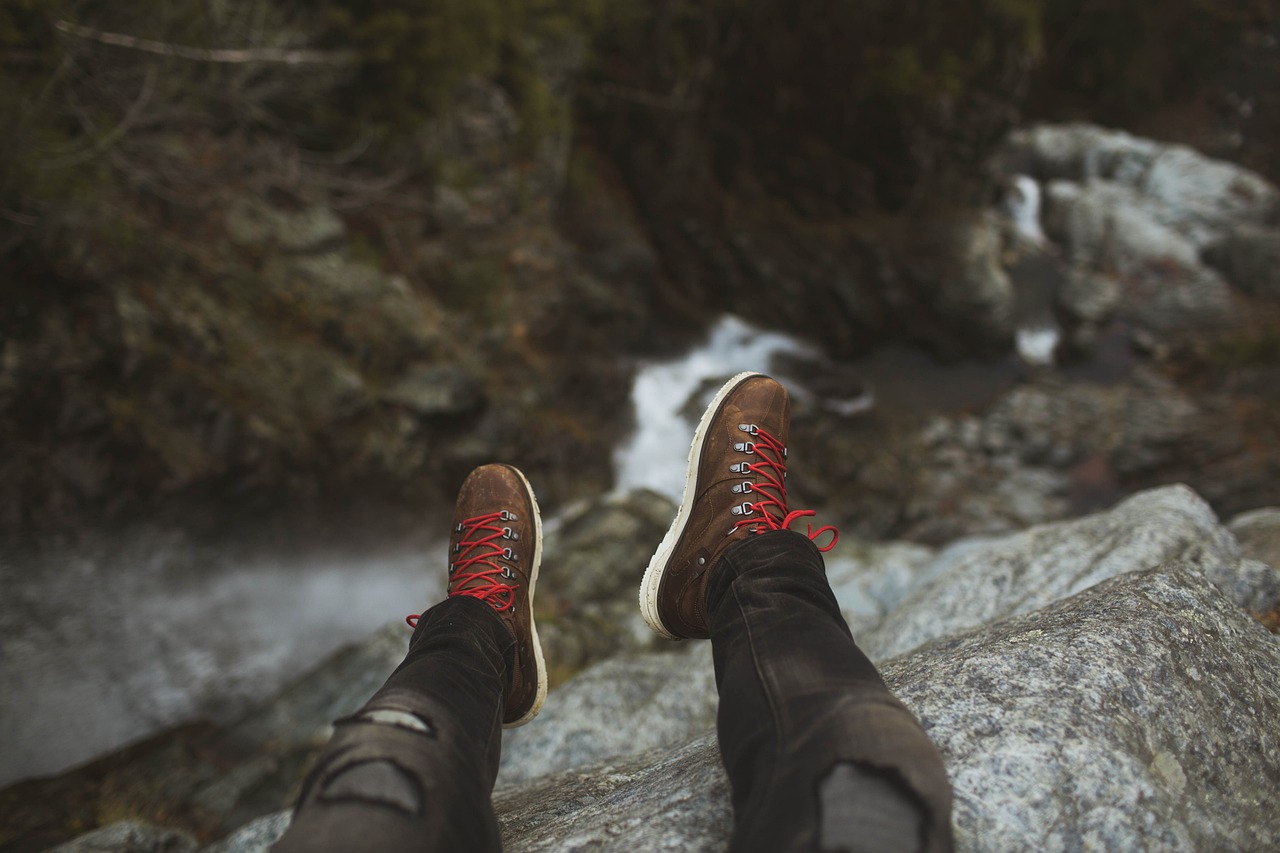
[
  {"xmin": 816, "ymin": 761, "xmax": 926, "ymax": 853},
  {"xmin": 349, "ymin": 708, "xmax": 435, "ymax": 736},
  {"xmin": 318, "ymin": 758, "xmax": 424, "ymax": 815}
]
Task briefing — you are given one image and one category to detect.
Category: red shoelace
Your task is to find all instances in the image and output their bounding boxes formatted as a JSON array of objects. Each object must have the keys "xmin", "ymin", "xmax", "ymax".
[
  {"xmin": 406, "ymin": 511, "xmax": 519, "ymax": 629},
  {"xmin": 733, "ymin": 426, "xmax": 838, "ymax": 551}
]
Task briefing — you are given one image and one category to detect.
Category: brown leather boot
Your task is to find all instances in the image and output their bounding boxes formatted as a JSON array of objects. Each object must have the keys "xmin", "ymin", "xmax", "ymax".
[
  {"xmin": 639, "ymin": 372, "xmax": 838, "ymax": 639},
  {"xmin": 410, "ymin": 463, "xmax": 547, "ymax": 726}
]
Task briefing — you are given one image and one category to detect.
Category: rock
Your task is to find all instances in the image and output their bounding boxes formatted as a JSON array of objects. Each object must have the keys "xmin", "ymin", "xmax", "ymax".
[
  {"xmin": 890, "ymin": 563, "xmax": 1280, "ymax": 851},
  {"xmin": 1005, "ymin": 124, "xmax": 1162, "ymax": 186},
  {"xmin": 1142, "ymin": 145, "xmax": 1279, "ymax": 243},
  {"xmin": 1056, "ymin": 268, "xmax": 1121, "ymax": 324},
  {"xmin": 264, "ymin": 252, "xmax": 405, "ymax": 310},
  {"xmin": 1008, "ymin": 123, "xmax": 1279, "ymax": 246},
  {"xmin": 197, "ymin": 811, "xmax": 290, "ymax": 853},
  {"xmin": 226, "ymin": 198, "xmax": 346, "ymax": 253},
  {"xmin": 1042, "ymin": 180, "xmax": 1200, "ymax": 271},
  {"xmin": 1203, "ymin": 224, "xmax": 1280, "ymax": 298},
  {"xmin": 885, "ymin": 372, "xmax": 1207, "ymax": 542},
  {"xmin": 543, "ymin": 490, "xmax": 675, "ymax": 604},
  {"xmin": 532, "ymin": 489, "xmax": 676, "ymax": 679},
  {"xmin": 825, "ymin": 538, "xmax": 938, "ymax": 635},
  {"xmin": 497, "ymin": 642, "xmax": 715, "ymax": 787},
  {"xmin": 860, "ymin": 485, "xmax": 1245, "ymax": 660},
  {"xmin": 273, "ymin": 346, "xmax": 368, "ymax": 427},
  {"xmin": 45, "ymin": 820, "xmax": 197, "ymax": 853},
  {"xmin": 1228, "ymin": 507, "xmax": 1280, "ymax": 573},
  {"xmin": 382, "ymin": 364, "xmax": 485, "ymax": 418},
  {"xmin": 495, "ymin": 735, "xmax": 732, "ymax": 853},
  {"xmin": 496, "ymin": 561, "xmax": 1280, "ymax": 852}
]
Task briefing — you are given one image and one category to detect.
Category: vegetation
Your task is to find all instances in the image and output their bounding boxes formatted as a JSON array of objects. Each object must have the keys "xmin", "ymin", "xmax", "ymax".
[{"xmin": 1029, "ymin": 0, "xmax": 1274, "ymax": 121}]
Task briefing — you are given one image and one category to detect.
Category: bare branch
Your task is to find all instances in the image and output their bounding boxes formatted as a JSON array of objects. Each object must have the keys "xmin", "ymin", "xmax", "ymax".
[{"xmin": 55, "ymin": 20, "xmax": 357, "ymax": 65}]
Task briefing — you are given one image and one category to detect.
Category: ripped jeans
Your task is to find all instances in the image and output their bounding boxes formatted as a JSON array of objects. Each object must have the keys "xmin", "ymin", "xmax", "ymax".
[{"xmin": 273, "ymin": 530, "xmax": 953, "ymax": 853}]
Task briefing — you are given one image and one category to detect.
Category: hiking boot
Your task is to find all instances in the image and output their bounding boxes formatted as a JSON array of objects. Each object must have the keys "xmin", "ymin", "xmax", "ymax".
[
  {"xmin": 639, "ymin": 372, "xmax": 838, "ymax": 639},
  {"xmin": 407, "ymin": 463, "xmax": 547, "ymax": 727}
]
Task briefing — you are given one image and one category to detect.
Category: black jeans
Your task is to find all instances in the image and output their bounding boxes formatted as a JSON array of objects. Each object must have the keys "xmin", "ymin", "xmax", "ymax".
[{"xmin": 274, "ymin": 530, "xmax": 952, "ymax": 853}]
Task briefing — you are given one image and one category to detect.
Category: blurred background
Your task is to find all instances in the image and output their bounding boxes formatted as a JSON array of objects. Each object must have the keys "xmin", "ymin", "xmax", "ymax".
[{"xmin": 2, "ymin": 0, "xmax": 1279, "ymax": 846}]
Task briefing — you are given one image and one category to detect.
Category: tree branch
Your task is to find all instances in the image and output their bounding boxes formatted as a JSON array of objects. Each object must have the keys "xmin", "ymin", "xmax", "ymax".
[{"xmin": 55, "ymin": 20, "xmax": 357, "ymax": 65}]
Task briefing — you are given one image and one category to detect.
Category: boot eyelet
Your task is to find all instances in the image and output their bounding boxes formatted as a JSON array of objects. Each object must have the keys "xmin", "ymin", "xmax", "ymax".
[
  {"xmin": 503, "ymin": 547, "xmax": 517, "ymax": 561},
  {"xmin": 500, "ymin": 510, "xmax": 518, "ymax": 521},
  {"xmin": 503, "ymin": 527, "xmax": 519, "ymax": 540}
]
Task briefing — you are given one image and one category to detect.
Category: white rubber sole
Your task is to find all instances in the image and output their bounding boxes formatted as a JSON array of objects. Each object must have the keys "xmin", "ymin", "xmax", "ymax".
[
  {"xmin": 504, "ymin": 464, "xmax": 547, "ymax": 728},
  {"xmin": 638, "ymin": 371, "xmax": 764, "ymax": 639}
]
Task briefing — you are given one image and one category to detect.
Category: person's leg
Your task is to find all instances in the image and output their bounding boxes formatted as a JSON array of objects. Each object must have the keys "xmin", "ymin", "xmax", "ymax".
[
  {"xmin": 273, "ymin": 596, "xmax": 511, "ymax": 853},
  {"xmin": 641, "ymin": 372, "xmax": 953, "ymax": 853},
  {"xmin": 708, "ymin": 530, "xmax": 953, "ymax": 853},
  {"xmin": 274, "ymin": 463, "xmax": 547, "ymax": 853}
]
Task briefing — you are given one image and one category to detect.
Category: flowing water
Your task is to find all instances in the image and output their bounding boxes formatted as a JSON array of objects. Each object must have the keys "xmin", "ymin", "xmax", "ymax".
[{"xmin": 0, "ymin": 532, "xmax": 437, "ymax": 787}]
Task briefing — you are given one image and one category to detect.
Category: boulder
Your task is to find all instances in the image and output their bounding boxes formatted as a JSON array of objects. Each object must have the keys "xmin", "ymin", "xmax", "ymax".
[
  {"xmin": 46, "ymin": 821, "xmax": 197, "ymax": 853},
  {"xmin": 1203, "ymin": 224, "xmax": 1280, "ymax": 299},
  {"xmin": 1228, "ymin": 507, "xmax": 1280, "ymax": 574},
  {"xmin": 890, "ymin": 563, "xmax": 1280, "ymax": 851},
  {"xmin": 197, "ymin": 812, "xmax": 291, "ymax": 853},
  {"xmin": 1007, "ymin": 123, "xmax": 1279, "ymax": 246},
  {"xmin": 859, "ymin": 485, "xmax": 1251, "ymax": 660}
]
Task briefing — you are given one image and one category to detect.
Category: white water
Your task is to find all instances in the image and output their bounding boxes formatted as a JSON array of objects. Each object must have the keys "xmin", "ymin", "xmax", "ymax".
[
  {"xmin": 613, "ymin": 315, "xmax": 817, "ymax": 502},
  {"xmin": 0, "ymin": 533, "xmax": 440, "ymax": 786},
  {"xmin": 1006, "ymin": 174, "xmax": 1062, "ymax": 366},
  {"xmin": 1008, "ymin": 175, "xmax": 1048, "ymax": 246}
]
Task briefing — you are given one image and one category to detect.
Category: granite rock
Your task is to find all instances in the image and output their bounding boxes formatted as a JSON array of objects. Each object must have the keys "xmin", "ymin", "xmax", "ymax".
[
  {"xmin": 1229, "ymin": 506, "xmax": 1280, "ymax": 570},
  {"xmin": 1204, "ymin": 224, "xmax": 1280, "ymax": 299},
  {"xmin": 889, "ymin": 563, "xmax": 1280, "ymax": 851},
  {"xmin": 45, "ymin": 821, "xmax": 197, "ymax": 853},
  {"xmin": 859, "ymin": 485, "xmax": 1243, "ymax": 660},
  {"xmin": 196, "ymin": 812, "xmax": 290, "ymax": 853},
  {"xmin": 1007, "ymin": 123, "xmax": 1279, "ymax": 247}
]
